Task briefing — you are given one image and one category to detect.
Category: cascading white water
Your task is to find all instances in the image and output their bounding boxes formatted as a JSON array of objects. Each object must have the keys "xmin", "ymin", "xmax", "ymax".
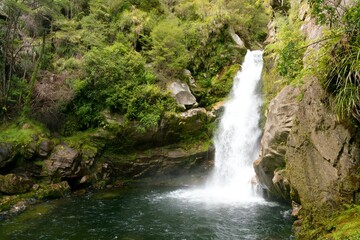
[
  {"xmin": 209, "ymin": 50, "xmax": 263, "ymax": 192},
  {"xmin": 167, "ymin": 50, "xmax": 265, "ymax": 204}
]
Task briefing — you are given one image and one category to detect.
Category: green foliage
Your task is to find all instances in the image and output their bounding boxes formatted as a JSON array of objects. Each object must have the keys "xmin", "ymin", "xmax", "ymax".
[
  {"xmin": 66, "ymin": 42, "xmax": 176, "ymax": 131},
  {"xmin": 225, "ymin": 0, "xmax": 269, "ymax": 44},
  {"xmin": 265, "ymin": 15, "xmax": 305, "ymax": 84},
  {"xmin": 0, "ymin": 121, "xmax": 48, "ymax": 145},
  {"xmin": 149, "ymin": 17, "xmax": 189, "ymax": 76},
  {"xmin": 1, "ymin": 0, "xmax": 270, "ymax": 134},
  {"xmin": 309, "ymin": 0, "xmax": 339, "ymax": 26},
  {"xmin": 116, "ymin": 7, "xmax": 156, "ymax": 50},
  {"xmin": 195, "ymin": 64, "xmax": 240, "ymax": 107},
  {"xmin": 299, "ymin": 205, "xmax": 360, "ymax": 239},
  {"xmin": 169, "ymin": 0, "xmax": 267, "ymax": 106},
  {"xmin": 277, "ymin": 41, "xmax": 304, "ymax": 79},
  {"xmin": 315, "ymin": 2, "xmax": 360, "ymax": 123}
]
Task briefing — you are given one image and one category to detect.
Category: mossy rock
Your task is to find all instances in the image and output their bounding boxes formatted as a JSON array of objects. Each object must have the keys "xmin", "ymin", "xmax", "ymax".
[
  {"xmin": 31, "ymin": 181, "xmax": 71, "ymax": 200},
  {"xmin": 0, "ymin": 174, "xmax": 32, "ymax": 195},
  {"xmin": 298, "ymin": 205, "xmax": 360, "ymax": 239}
]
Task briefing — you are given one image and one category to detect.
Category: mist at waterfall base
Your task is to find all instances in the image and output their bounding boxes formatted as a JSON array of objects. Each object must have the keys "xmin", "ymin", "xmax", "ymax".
[{"xmin": 0, "ymin": 51, "xmax": 294, "ymax": 239}]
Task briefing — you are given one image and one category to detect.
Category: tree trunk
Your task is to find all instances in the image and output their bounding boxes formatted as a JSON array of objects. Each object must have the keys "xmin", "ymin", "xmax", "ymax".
[{"xmin": 22, "ymin": 33, "xmax": 46, "ymax": 118}]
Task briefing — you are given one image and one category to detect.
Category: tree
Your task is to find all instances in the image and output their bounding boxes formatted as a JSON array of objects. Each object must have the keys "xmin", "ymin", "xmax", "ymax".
[
  {"xmin": 0, "ymin": 0, "xmax": 63, "ymax": 119},
  {"xmin": 149, "ymin": 17, "xmax": 189, "ymax": 76},
  {"xmin": 0, "ymin": 0, "xmax": 29, "ymax": 117}
]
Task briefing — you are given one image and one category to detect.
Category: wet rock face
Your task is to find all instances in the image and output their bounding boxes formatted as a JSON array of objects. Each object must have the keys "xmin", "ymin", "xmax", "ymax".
[
  {"xmin": 254, "ymin": 85, "xmax": 300, "ymax": 200},
  {"xmin": 44, "ymin": 144, "xmax": 81, "ymax": 179}
]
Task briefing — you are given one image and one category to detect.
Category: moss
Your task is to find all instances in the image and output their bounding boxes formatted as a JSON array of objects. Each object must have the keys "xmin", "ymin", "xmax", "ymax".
[
  {"xmin": 62, "ymin": 129, "xmax": 107, "ymax": 153},
  {"xmin": 299, "ymin": 205, "xmax": 360, "ymax": 239},
  {"xmin": 320, "ymin": 206, "xmax": 360, "ymax": 240},
  {"xmin": 194, "ymin": 64, "xmax": 242, "ymax": 108},
  {"xmin": 0, "ymin": 121, "xmax": 49, "ymax": 144},
  {"xmin": 211, "ymin": 64, "xmax": 240, "ymax": 97},
  {"xmin": 0, "ymin": 195, "xmax": 21, "ymax": 212}
]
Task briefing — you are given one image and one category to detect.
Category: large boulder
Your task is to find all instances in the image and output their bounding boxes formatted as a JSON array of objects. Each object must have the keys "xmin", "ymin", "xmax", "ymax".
[
  {"xmin": 0, "ymin": 174, "xmax": 33, "ymax": 195},
  {"xmin": 254, "ymin": 85, "xmax": 300, "ymax": 200},
  {"xmin": 44, "ymin": 144, "xmax": 81, "ymax": 179},
  {"xmin": 168, "ymin": 81, "xmax": 197, "ymax": 109},
  {"xmin": 99, "ymin": 107, "xmax": 216, "ymax": 149}
]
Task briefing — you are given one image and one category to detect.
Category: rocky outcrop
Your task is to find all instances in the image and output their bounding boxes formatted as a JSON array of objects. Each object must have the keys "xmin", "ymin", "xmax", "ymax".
[
  {"xmin": 286, "ymin": 80, "xmax": 360, "ymax": 215},
  {"xmin": 44, "ymin": 144, "xmax": 81, "ymax": 179},
  {"xmin": 259, "ymin": 0, "xmax": 360, "ymax": 236},
  {"xmin": 101, "ymin": 107, "xmax": 216, "ymax": 147},
  {"xmin": 161, "ymin": 108, "xmax": 214, "ymax": 138},
  {"xmin": 229, "ymin": 26, "xmax": 245, "ymax": 48},
  {"xmin": 0, "ymin": 98, "xmax": 218, "ymax": 213},
  {"xmin": 38, "ymin": 139, "xmax": 53, "ymax": 157},
  {"xmin": 254, "ymin": 85, "xmax": 300, "ymax": 200},
  {"xmin": 168, "ymin": 81, "xmax": 198, "ymax": 109},
  {"xmin": 34, "ymin": 181, "xmax": 71, "ymax": 199},
  {"xmin": 256, "ymin": 78, "xmax": 360, "ymax": 234},
  {"xmin": 106, "ymin": 143, "xmax": 214, "ymax": 185}
]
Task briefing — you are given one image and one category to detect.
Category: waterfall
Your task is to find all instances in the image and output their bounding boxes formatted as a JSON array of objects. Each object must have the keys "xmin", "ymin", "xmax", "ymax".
[
  {"xmin": 209, "ymin": 50, "xmax": 263, "ymax": 194},
  {"xmin": 167, "ymin": 50, "xmax": 265, "ymax": 204}
]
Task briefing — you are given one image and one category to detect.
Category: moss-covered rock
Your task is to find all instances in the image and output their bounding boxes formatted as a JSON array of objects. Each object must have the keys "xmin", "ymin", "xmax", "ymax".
[
  {"xmin": 32, "ymin": 181, "xmax": 71, "ymax": 200},
  {"xmin": 43, "ymin": 144, "xmax": 81, "ymax": 180},
  {"xmin": 0, "ymin": 174, "xmax": 32, "ymax": 195},
  {"xmin": 0, "ymin": 181, "xmax": 71, "ymax": 214},
  {"xmin": 298, "ymin": 205, "xmax": 360, "ymax": 239}
]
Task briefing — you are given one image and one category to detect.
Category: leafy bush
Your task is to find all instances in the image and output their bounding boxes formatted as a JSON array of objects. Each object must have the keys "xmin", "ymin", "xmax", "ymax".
[
  {"xmin": 66, "ymin": 42, "xmax": 176, "ymax": 131},
  {"xmin": 265, "ymin": 15, "xmax": 305, "ymax": 84},
  {"xmin": 149, "ymin": 17, "xmax": 189, "ymax": 76},
  {"xmin": 126, "ymin": 85, "xmax": 177, "ymax": 132},
  {"xmin": 195, "ymin": 64, "xmax": 240, "ymax": 107}
]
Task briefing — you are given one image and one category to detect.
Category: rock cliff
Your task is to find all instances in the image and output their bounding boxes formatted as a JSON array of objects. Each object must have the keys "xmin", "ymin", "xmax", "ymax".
[
  {"xmin": 257, "ymin": 0, "xmax": 360, "ymax": 237},
  {"xmin": 254, "ymin": 85, "xmax": 300, "ymax": 200}
]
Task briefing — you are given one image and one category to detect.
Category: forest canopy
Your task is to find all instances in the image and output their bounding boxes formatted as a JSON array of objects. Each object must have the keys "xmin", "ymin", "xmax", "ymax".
[{"xmin": 0, "ymin": 0, "xmax": 269, "ymax": 132}]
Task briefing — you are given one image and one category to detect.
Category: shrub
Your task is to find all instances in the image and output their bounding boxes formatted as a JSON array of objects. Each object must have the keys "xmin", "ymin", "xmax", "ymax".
[
  {"xmin": 149, "ymin": 17, "xmax": 189, "ymax": 76},
  {"xmin": 315, "ymin": 2, "xmax": 360, "ymax": 122},
  {"xmin": 66, "ymin": 42, "xmax": 177, "ymax": 131}
]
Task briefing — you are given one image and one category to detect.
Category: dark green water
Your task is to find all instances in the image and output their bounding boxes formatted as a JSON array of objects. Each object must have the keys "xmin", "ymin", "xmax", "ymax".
[{"xmin": 0, "ymin": 187, "xmax": 294, "ymax": 240}]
